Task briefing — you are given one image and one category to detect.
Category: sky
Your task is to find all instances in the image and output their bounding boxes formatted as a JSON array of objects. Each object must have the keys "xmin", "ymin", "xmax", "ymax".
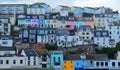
[{"xmin": 0, "ymin": 0, "xmax": 120, "ymax": 12}]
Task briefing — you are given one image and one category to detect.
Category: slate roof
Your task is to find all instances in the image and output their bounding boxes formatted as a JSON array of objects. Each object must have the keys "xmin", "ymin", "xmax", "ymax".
[
  {"xmin": 95, "ymin": 14, "xmax": 105, "ymax": 17},
  {"xmin": 0, "ymin": 35, "xmax": 13, "ymax": 40},
  {"xmin": 64, "ymin": 54, "xmax": 81, "ymax": 60},
  {"xmin": 82, "ymin": 13, "xmax": 94, "ymax": 17},
  {"xmin": 79, "ymin": 25, "xmax": 92, "ymax": 31},
  {"xmin": 0, "ymin": 47, "xmax": 15, "ymax": 51},
  {"xmin": 94, "ymin": 54, "xmax": 109, "ymax": 61},
  {"xmin": 94, "ymin": 30, "xmax": 109, "ymax": 37},
  {"xmin": 24, "ymin": 49, "xmax": 38, "ymax": 56},
  {"xmin": 30, "ymin": 43, "xmax": 46, "ymax": 50},
  {"xmin": 64, "ymin": 54, "xmax": 108, "ymax": 60}
]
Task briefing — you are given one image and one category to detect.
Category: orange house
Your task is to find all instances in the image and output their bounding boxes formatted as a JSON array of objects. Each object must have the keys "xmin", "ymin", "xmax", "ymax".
[
  {"xmin": 63, "ymin": 60, "xmax": 74, "ymax": 70},
  {"xmin": 85, "ymin": 20, "xmax": 94, "ymax": 29}
]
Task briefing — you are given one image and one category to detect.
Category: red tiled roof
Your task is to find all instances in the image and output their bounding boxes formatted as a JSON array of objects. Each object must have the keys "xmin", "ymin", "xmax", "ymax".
[{"xmin": 30, "ymin": 43, "xmax": 46, "ymax": 50}]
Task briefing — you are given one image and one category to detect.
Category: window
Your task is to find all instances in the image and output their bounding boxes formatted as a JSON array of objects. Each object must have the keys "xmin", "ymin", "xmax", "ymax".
[
  {"xmin": 118, "ymin": 32, "xmax": 119, "ymax": 34},
  {"xmin": 105, "ymin": 62, "xmax": 108, "ymax": 66},
  {"xmin": 97, "ymin": 38, "xmax": 99, "ymax": 41},
  {"xmin": 53, "ymin": 57, "xmax": 55, "ymax": 62},
  {"xmin": 0, "ymin": 60, "xmax": 3, "ymax": 64},
  {"xmin": 82, "ymin": 33, "xmax": 85, "ymax": 35},
  {"xmin": 90, "ymin": 61, "xmax": 93, "ymax": 64},
  {"xmin": 34, "ymin": 61, "xmax": 36, "ymax": 65},
  {"xmin": 118, "ymin": 62, "xmax": 120, "ymax": 67},
  {"xmin": 13, "ymin": 60, "xmax": 16, "ymax": 64},
  {"xmin": 58, "ymin": 57, "xmax": 60, "ymax": 62},
  {"xmin": 110, "ymin": 36, "xmax": 111, "ymax": 39},
  {"xmin": 20, "ymin": 60, "xmax": 23, "ymax": 64},
  {"xmin": 34, "ymin": 57, "xmax": 36, "ymax": 60},
  {"xmin": 28, "ymin": 56, "xmax": 30, "ymax": 60},
  {"xmin": 86, "ymin": 33, "xmax": 89, "ymax": 35},
  {"xmin": 2, "ymin": 41, "xmax": 8, "ymax": 44},
  {"xmin": 101, "ymin": 62, "xmax": 104, "ymax": 66},
  {"xmin": 112, "ymin": 62, "xmax": 115, "ymax": 67},
  {"xmin": 96, "ymin": 62, "xmax": 99, "ymax": 66},
  {"xmin": 109, "ymin": 26, "xmax": 111, "ymax": 29},
  {"xmin": 42, "ymin": 64, "xmax": 47, "ymax": 68},
  {"xmin": 28, "ymin": 61, "xmax": 30, "ymax": 66},
  {"xmin": 117, "ymin": 27, "xmax": 119, "ymax": 29},
  {"xmin": 98, "ymin": 19, "xmax": 100, "ymax": 22},
  {"xmin": 77, "ymin": 62, "xmax": 79, "ymax": 66},
  {"xmin": 6, "ymin": 60, "xmax": 9, "ymax": 64}
]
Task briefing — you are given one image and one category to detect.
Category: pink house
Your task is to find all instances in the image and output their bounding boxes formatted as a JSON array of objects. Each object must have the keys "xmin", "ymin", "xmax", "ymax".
[
  {"xmin": 31, "ymin": 19, "xmax": 39, "ymax": 26},
  {"xmin": 66, "ymin": 21, "xmax": 76, "ymax": 30}
]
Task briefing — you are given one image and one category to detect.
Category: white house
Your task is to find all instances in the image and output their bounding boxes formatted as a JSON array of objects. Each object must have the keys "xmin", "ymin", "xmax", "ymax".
[
  {"xmin": 109, "ymin": 60, "xmax": 120, "ymax": 69},
  {"xmin": 106, "ymin": 25, "xmax": 120, "ymax": 44},
  {"xmin": 39, "ymin": 54, "xmax": 50, "ymax": 68},
  {"xmin": 0, "ymin": 18, "xmax": 11, "ymax": 35},
  {"xmin": 0, "ymin": 4, "xmax": 25, "ymax": 14},
  {"xmin": 0, "ymin": 35, "xmax": 13, "ymax": 47},
  {"xmin": 71, "ymin": 6, "xmax": 84, "ymax": 18},
  {"xmin": 27, "ymin": 5, "xmax": 46, "ymax": 15},
  {"xmin": 94, "ymin": 30, "xmax": 115, "ymax": 48},
  {"xmin": 0, "ymin": 55, "xmax": 26, "ymax": 68},
  {"xmin": 0, "ymin": 47, "xmax": 15, "ymax": 56},
  {"xmin": 55, "ymin": 5, "xmax": 70, "ymax": 16},
  {"xmin": 57, "ymin": 35, "xmax": 81, "ymax": 47},
  {"xmin": 95, "ymin": 6, "xmax": 106, "ymax": 14},
  {"xmin": 21, "ymin": 49, "xmax": 39, "ymax": 67}
]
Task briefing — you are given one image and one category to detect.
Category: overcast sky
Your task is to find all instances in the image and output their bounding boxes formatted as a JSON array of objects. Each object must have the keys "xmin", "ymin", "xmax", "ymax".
[{"xmin": 0, "ymin": 0, "xmax": 120, "ymax": 12}]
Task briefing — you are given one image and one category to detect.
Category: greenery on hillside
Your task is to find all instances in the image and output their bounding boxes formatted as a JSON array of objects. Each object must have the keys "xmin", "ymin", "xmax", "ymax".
[
  {"xmin": 45, "ymin": 44, "xmax": 58, "ymax": 51},
  {"xmin": 95, "ymin": 42, "xmax": 120, "ymax": 59}
]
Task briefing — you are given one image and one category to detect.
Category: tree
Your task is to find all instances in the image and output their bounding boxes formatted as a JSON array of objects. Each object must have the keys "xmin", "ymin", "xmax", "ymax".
[{"xmin": 45, "ymin": 44, "xmax": 58, "ymax": 51}]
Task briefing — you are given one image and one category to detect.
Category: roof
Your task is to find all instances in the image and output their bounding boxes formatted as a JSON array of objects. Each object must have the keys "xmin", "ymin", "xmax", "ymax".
[
  {"xmin": 0, "ymin": 4, "xmax": 25, "ymax": 6},
  {"xmin": 95, "ymin": 14, "xmax": 105, "ymax": 17},
  {"xmin": 0, "ymin": 47, "xmax": 15, "ymax": 51},
  {"xmin": 85, "ymin": 7, "xmax": 96, "ymax": 9},
  {"xmin": 79, "ymin": 25, "xmax": 92, "ymax": 31},
  {"xmin": 64, "ymin": 54, "xmax": 81, "ymax": 60},
  {"xmin": 0, "ymin": 35, "xmax": 13, "ymax": 39},
  {"xmin": 33, "ymin": 2, "xmax": 47, "ymax": 5},
  {"xmin": 94, "ymin": 54, "xmax": 109, "ymax": 61},
  {"xmin": 94, "ymin": 30, "xmax": 109, "ymax": 37},
  {"xmin": 72, "ymin": 6, "xmax": 83, "ymax": 9},
  {"xmin": 59, "ymin": 5, "xmax": 70, "ymax": 8},
  {"xmin": 82, "ymin": 13, "xmax": 94, "ymax": 17},
  {"xmin": 24, "ymin": 49, "xmax": 38, "ymax": 56},
  {"xmin": 30, "ymin": 43, "xmax": 46, "ymax": 50}
]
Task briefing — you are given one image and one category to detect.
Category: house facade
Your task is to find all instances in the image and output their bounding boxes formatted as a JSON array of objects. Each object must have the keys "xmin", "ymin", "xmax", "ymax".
[
  {"xmin": 50, "ymin": 51, "xmax": 63, "ymax": 69},
  {"xmin": 0, "ymin": 35, "xmax": 13, "ymax": 47},
  {"xmin": 0, "ymin": 4, "xmax": 25, "ymax": 15},
  {"xmin": 39, "ymin": 54, "xmax": 50, "ymax": 68},
  {"xmin": 0, "ymin": 18, "xmax": 11, "ymax": 35}
]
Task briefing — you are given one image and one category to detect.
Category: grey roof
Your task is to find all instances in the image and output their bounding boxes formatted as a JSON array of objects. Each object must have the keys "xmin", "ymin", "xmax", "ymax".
[
  {"xmin": 24, "ymin": 50, "xmax": 38, "ymax": 56},
  {"xmin": 64, "ymin": 54, "xmax": 84, "ymax": 60},
  {"xmin": 0, "ymin": 47, "xmax": 15, "ymax": 51},
  {"xmin": 94, "ymin": 54, "xmax": 108, "ymax": 61}
]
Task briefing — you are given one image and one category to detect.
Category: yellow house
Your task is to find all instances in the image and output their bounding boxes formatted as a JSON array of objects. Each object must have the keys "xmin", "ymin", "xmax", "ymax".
[
  {"xmin": 57, "ymin": 20, "xmax": 66, "ymax": 28},
  {"xmin": 63, "ymin": 60, "xmax": 74, "ymax": 70},
  {"xmin": 94, "ymin": 14, "xmax": 105, "ymax": 30},
  {"xmin": 77, "ymin": 25, "xmax": 93, "ymax": 41}
]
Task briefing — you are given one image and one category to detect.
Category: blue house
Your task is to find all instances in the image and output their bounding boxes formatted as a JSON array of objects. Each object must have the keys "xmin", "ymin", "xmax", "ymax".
[
  {"xmin": 21, "ymin": 28, "xmax": 37, "ymax": 43},
  {"xmin": 74, "ymin": 60, "xmax": 88, "ymax": 70},
  {"xmin": 50, "ymin": 51, "xmax": 63, "ymax": 69}
]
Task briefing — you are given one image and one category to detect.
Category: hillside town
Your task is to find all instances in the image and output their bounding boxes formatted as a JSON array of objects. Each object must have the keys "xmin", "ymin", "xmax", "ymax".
[{"xmin": 0, "ymin": 2, "xmax": 120, "ymax": 70}]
